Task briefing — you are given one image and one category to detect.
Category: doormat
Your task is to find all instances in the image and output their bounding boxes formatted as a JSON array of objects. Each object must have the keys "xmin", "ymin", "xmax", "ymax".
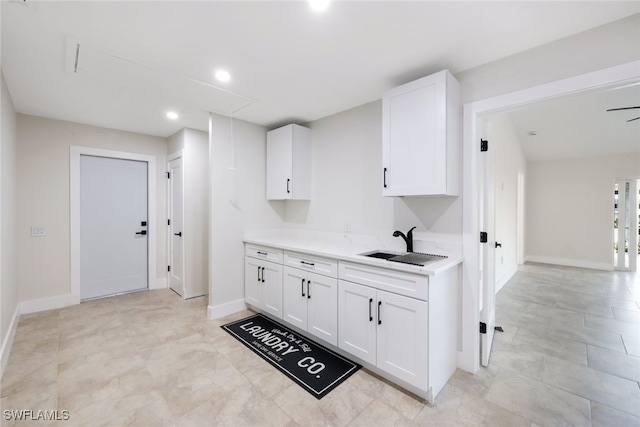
[{"xmin": 221, "ymin": 313, "xmax": 360, "ymax": 399}]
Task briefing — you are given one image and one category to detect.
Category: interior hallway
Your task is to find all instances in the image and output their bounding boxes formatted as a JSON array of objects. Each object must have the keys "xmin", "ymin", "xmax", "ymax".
[{"xmin": 1, "ymin": 263, "xmax": 639, "ymax": 426}]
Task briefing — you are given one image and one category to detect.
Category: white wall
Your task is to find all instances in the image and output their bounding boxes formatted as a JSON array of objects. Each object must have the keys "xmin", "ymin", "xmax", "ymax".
[
  {"xmin": 489, "ymin": 113, "xmax": 527, "ymax": 291},
  {"xmin": 1, "ymin": 71, "xmax": 19, "ymax": 375},
  {"xmin": 457, "ymin": 14, "xmax": 640, "ymax": 104},
  {"xmin": 208, "ymin": 113, "xmax": 285, "ymax": 317},
  {"xmin": 16, "ymin": 114, "xmax": 168, "ymax": 303},
  {"xmin": 526, "ymin": 153, "xmax": 640, "ymax": 270},
  {"xmin": 284, "ymin": 100, "xmax": 463, "ymax": 244}
]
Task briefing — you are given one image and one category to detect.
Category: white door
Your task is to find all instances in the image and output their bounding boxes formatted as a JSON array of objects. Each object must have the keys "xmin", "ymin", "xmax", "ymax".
[
  {"xmin": 480, "ymin": 120, "xmax": 497, "ymax": 367},
  {"xmin": 244, "ymin": 258, "xmax": 262, "ymax": 308},
  {"xmin": 307, "ymin": 272, "xmax": 338, "ymax": 346},
  {"xmin": 283, "ymin": 267, "xmax": 307, "ymax": 328},
  {"xmin": 262, "ymin": 261, "xmax": 284, "ymax": 319},
  {"xmin": 376, "ymin": 290, "xmax": 428, "ymax": 389},
  {"xmin": 338, "ymin": 280, "xmax": 377, "ymax": 364},
  {"xmin": 266, "ymin": 125, "xmax": 293, "ymax": 200},
  {"xmin": 168, "ymin": 157, "xmax": 184, "ymax": 296},
  {"xmin": 80, "ymin": 155, "xmax": 148, "ymax": 300}
]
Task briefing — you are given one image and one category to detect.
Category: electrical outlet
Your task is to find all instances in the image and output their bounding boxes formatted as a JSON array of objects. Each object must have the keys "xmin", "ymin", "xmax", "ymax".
[{"xmin": 31, "ymin": 226, "xmax": 46, "ymax": 237}]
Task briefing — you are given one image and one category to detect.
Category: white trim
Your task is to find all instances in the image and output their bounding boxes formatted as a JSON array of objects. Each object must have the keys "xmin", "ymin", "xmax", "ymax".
[
  {"xmin": 207, "ymin": 299, "xmax": 247, "ymax": 320},
  {"xmin": 153, "ymin": 277, "xmax": 168, "ymax": 290},
  {"xmin": 525, "ymin": 256, "xmax": 613, "ymax": 272},
  {"xmin": 461, "ymin": 60, "xmax": 640, "ymax": 374},
  {"xmin": 495, "ymin": 264, "xmax": 518, "ymax": 294},
  {"xmin": 0, "ymin": 305, "xmax": 21, "ymax": 377},
  {"xmin": 20, "ymin": 293, "xmax": 75, "ymax": 314},
  {"xmin": 70, "ymin": 146, "xmax": 157, "ymax": 303}
]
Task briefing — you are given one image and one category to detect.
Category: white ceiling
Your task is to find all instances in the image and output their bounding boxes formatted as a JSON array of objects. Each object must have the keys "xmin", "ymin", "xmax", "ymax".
[
  {"xmin": 2, "ymin": 1, "xmax": 639, "ymax": 138},
  {"xmin": 507, "ymin": 84, "xmax": 640, "ymax": 162}
]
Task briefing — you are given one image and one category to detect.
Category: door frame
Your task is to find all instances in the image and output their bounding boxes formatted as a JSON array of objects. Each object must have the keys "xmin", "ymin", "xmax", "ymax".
[
  {"xmin": 70, "ymin": 146, "xmax": 157, "ymax": 304},
  {"xmin": 460, "ymin": 60, "xmax": 640, "ymax": 374},
  {"xmin": 167, "ymin": 150, "xmax": 185, "ymax": 297}
]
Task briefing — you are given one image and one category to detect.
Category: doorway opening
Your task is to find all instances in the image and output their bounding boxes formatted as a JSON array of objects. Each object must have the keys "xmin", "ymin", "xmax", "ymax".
[{"xmin": 614, "ymin": 178, "xmax": 639, "ymax": 272}]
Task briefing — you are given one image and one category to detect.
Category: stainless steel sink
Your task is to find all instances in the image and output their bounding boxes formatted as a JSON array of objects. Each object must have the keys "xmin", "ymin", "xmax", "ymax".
[{"xmin": 361, "ymin": 250, "xmax": 447, "ymax": 266}]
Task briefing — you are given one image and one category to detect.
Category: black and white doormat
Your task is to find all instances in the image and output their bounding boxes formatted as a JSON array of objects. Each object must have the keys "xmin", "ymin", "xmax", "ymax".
[{"xmin": 221, "ymin": 313, "xmax": 360, "ymax": 399}]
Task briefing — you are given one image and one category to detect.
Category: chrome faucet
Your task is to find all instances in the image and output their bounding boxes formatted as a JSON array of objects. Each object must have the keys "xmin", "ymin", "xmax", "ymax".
[{"xmin": 393, "ymin": 226, "xmax": 416, "ymax": 253}]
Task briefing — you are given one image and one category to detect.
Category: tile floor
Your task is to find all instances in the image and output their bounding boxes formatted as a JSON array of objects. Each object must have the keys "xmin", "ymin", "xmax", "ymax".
[{"xmin": 1, "ymin": 263, "xmax": 639, "ymax": 426}]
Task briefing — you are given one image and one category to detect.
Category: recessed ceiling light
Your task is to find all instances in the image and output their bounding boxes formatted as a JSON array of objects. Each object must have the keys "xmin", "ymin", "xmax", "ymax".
[
  {"xmin": 214, "ymin": 69, "xmax": 231, "ymax": 83},
  {"xmin": 166, "ymin": 111, "xmax": 178, "ymax": 120},
  {"xmin": 309, "ymin": 0, "xmax": 330, "ymax": 12}
]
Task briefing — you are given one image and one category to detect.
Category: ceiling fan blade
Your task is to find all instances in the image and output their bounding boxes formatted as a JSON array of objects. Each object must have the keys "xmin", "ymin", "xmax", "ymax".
[
  {"xmin": 607, "ymin": 106, "xmax": 640, "ymax": 111},
  {"xmin": 626, "ymin": 117, "xmax": 640, "ymax": 122}
]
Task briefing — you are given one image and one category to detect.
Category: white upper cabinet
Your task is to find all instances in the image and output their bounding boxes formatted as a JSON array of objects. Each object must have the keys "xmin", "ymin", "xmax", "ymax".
[
  {"xmin": 266, "ymin": 124, "xmax": 311, "ymax": 200},
  {"xmin": 382, "ymin": 70, "xmax": 461, "ymax": 196}
]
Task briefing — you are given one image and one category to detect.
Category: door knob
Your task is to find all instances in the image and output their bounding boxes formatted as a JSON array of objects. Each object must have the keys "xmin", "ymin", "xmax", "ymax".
[
  {"xmin": 135, "ymin": 230, "xmax": 147, "ymax": 236},
  {"xmin": 174, "ymin": 232, "xmax": 182, "ymax": 237},
  {"xmin": 495, "ymin": 241, "xmax": 502, "ymax": 248}
]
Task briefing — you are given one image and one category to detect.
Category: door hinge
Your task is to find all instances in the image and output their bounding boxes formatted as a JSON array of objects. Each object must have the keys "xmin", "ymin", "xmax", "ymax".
[
  {"xmin": 167, "ymin": 265, "xmax": 171, "ymax": 272},
  {"xmin": 480, "ymin": 322, "xmax": 487, "ymax": 334},
  {"xmin": 166, "ymin": 172, "xmax": 170, "ymax": 179},
  {"xmin": 480, "ymin": 232, "xmax": 488, "ymax": 243},
  {"xmin": 480, "ymin": 139, "xmax": 488, "ymax": 152}
]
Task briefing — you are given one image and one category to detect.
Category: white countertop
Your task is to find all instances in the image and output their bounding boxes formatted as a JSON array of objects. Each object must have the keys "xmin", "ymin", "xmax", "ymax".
[{"xmin": 243, "ymin": 229, "xmax": 462, "ymax": 276}]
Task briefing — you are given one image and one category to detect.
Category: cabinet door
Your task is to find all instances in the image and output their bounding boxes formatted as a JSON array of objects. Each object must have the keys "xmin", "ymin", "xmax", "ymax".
[
  {"xmin": 283, "ymin": 267, "xmax": 307, "ymax": 329},
  {"xmin": 244, "ymin": 257, "xmax": 263, "ymax": 308},
  {"xmin": 376, "ymin": 290, "xmax": 427, "ymax": 389},
  {"xmin": 266, "ymin": 125, "xmax": 293, "ymax": 200},
  {"xmin": 262, "ymin": 261, "xmax": 284, "ymax": 319},
  {"xmin": 337, "ymin": 280, "xmax": 377, "ymax": 365},
  {"xmin": 382, "ymin": 71, "xmax": 447, "ymax": 196},
  {"xmin": 307, "ymin": 273, "xmax": 338, "ymax": 346}
]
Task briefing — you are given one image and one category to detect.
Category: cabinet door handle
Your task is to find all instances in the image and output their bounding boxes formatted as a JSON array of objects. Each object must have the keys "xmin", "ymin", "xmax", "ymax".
[
  {"xmin": 300, "ymin": 260, "xmax": 315, "ymax": 267},
  {"xmin": 261, "ymin": 267, "xmax": 265, "ymax": 283},
  {"xmin": 383, "ymin": 167, "xmax": 388, "ymax": 188},
  {"xmin": 307, "ymin": 280, "xmax": 311, "ymax": 299},
  {"xmin": 369, "ymin": 298, "xmax": 373, "ymax": 322},
  {"xmin": 378, "ymin": 300, "xmax": 382, "ymax": 325},
  {"xmin": 301, "ymin": 279, "xmax": 305, "ymax": 297},
  {"xmin": 287, "ymin": 178, "xmax": 291, "ymax": 194}
]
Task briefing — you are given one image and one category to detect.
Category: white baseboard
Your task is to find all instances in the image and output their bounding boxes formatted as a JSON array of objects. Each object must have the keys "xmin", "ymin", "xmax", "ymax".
[
  {"xmin": 20, "ymin": 293, "xmax": 75, "ymax": 315},
  {"xmin": 525, "ymin": 255, "xmax": 613, "ymax": 271},
  {"xmin": 151, "ymin": 277, "xmax": 168, "ymax": 290},
  {"xmin": 208, "ymin": 299, "xmax": 246, "ymax": 320},
  {"xmin": 495, "ymin": 265, "xmax": 518, "ymax": 294},
  {"xmin": 1, "ymin": 304, "xmax": 21, "ymax": 378}
]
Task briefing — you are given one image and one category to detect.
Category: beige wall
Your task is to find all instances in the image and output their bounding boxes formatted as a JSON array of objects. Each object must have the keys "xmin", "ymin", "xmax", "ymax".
[
  {"xmin": 1, "ymin": 72, "xmax": 18, "ymax": 371},
  {"xmin": 526, "ymin": 153, "xmax": 640, "ymax": 269},
  {"xmin": 16, "ymin": 114, "xmax": 168, "ymax": 302}
]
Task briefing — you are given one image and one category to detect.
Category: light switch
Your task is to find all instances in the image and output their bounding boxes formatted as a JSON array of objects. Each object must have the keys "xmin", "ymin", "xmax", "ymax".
[{"xmin": 31, "ymin": 226, "xmax": 46, "ymax": 237}]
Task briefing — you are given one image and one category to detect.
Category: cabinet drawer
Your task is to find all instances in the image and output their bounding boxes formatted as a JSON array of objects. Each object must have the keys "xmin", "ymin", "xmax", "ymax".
[
  {"xmin": 284, "ymin": 251, "xmax": 338, "ymax": 278},
  {"xmin": 245, "ymin": 244, "xmax": 283, "ymax": 264},
  {"xmin": 338, "ymin": 261, "xmax": 428, "ymax": 301}
]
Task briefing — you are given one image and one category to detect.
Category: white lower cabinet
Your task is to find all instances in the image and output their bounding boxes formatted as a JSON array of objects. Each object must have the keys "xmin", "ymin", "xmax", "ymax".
[
  {"xmin": 244, "ymin": 253, "xmax": 284, "ymax": 319},
  {"xmin": 338, "ymin": 280, "xmax": 427, "ymax": 389},
  {"xmin": 284, "ymin": 266, "xmax": 338, "ymax": 346}
]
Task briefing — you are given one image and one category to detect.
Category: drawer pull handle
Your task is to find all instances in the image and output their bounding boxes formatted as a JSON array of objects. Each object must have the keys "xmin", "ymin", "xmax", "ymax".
[
  {"xmin": 301, "ymin": 279, "xmax": 305, "ymax": 297},
  {"xmin": 257, "ymin": 251, "xmax": 268, "ymax": 256},
  {"xmin": 369, "ymin": 298, "xmax": 373, "ymax": 322},
  {"xmin": 300, "ymin": 261, "xmax": 315, "ymax": 267},
  {"xmin": 378, "ymin": 301, "xmax": 382, "ymax": 325}
]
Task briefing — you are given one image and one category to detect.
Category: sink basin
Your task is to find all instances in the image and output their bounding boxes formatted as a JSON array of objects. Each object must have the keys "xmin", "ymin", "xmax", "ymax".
[{"xmin": 361, "ymin": 250, "xmax": 447, "ymax": 266}]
